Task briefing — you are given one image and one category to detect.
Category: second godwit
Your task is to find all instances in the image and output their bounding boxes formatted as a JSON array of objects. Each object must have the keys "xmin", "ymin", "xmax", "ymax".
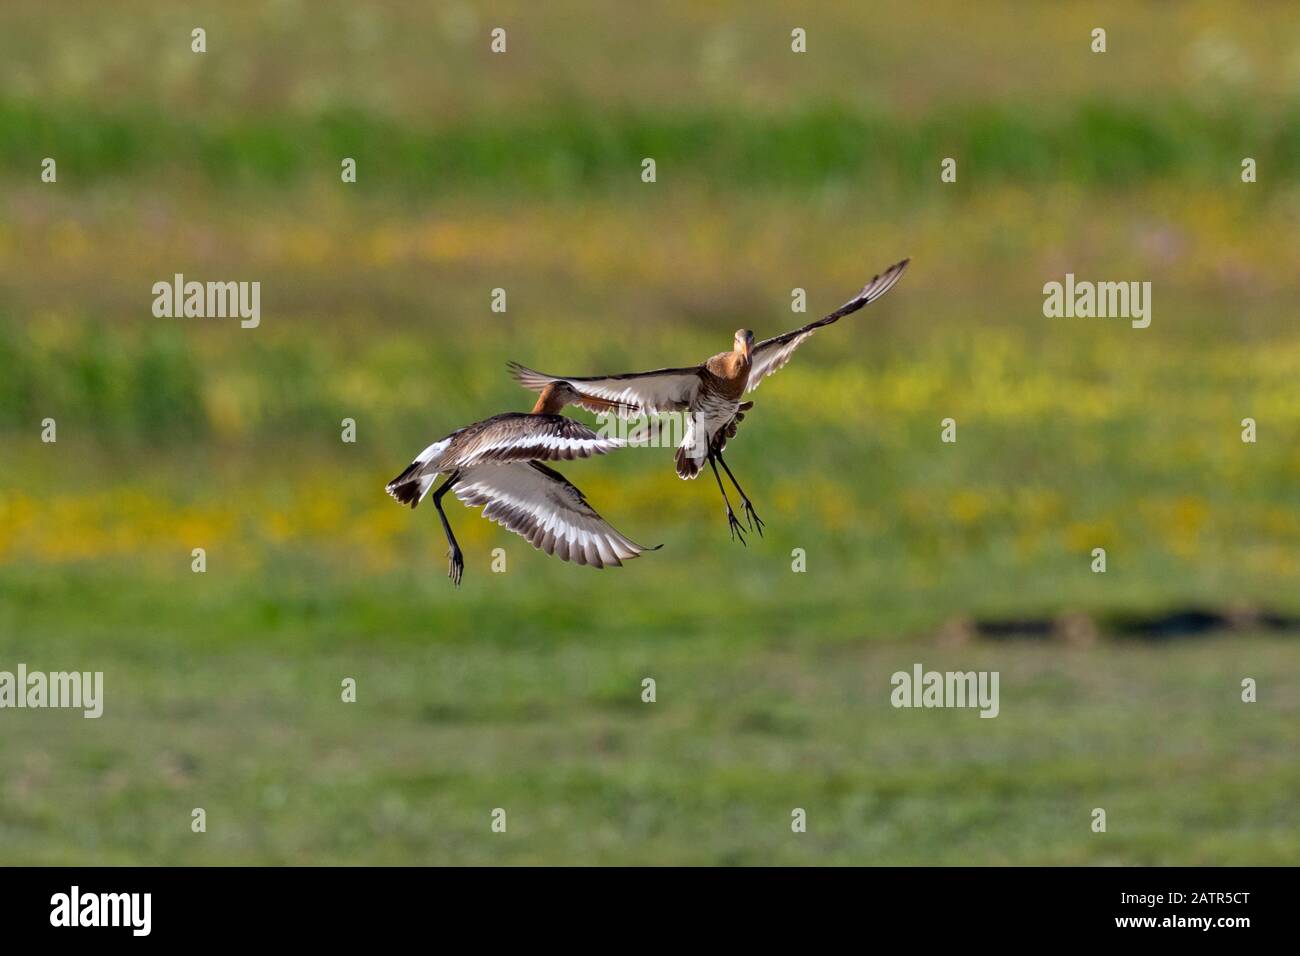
[
  {"xmin": 385, "ymin": 382, "xmax": 659, "ymax": 585},
  {"xmin": 509, "ymin": 257, "xmax": 910, "ymax": 543}
]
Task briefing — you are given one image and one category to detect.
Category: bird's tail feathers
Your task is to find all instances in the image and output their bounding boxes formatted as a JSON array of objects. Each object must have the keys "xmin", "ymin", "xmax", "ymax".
[
  {"xmin": 385, "ymin": 461, "xmax": 436, "ymax": 508},
  {"xmin": 675, "ymin": 445, "xmax": 704, "ymax": 479}
]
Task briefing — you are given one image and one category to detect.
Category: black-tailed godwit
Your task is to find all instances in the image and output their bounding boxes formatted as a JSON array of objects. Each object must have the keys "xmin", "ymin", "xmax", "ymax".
[
  {"xmin": 385, "ymin": 382, "xmax": 659, "ymax": 585},
  {"xmin": 509, "ymin": 258, "xmax": 909, "ymax": 542}
]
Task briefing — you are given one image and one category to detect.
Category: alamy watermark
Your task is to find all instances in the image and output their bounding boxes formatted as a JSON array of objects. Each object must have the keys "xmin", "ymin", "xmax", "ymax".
[
  {"xmin": 50, "ymin": 886, "xmax": 150, "ymax": 936},
  {"xmin": 0, "ymin": 664, "xmax": 103, "ymax": 718},
  {"xmin": 152, "ymin": 273, "xmax": 261, "ymax": 328},
  {"xmin": 891, "ymin": 663, "xmax": 999, "ymax": 718},
  {"xmin": 1043, "ymin": 273, "xmax": 1151, "ymax": 328},
  {"xmin": 594, "ymin": 410, "xmax": 704, "ymax": 454}
]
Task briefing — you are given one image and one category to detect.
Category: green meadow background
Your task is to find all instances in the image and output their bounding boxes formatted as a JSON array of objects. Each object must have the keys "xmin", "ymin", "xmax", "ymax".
[{"xmin": 2, "ymin": 2, "xmax": 1298, "ymax": 864}]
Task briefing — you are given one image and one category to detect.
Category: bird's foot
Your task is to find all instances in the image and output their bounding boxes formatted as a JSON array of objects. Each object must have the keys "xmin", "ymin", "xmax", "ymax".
[
  {"xmin": 743, "ymin": 500, "xmax": 765, "ymax": 537},
  {"xmin": 725, "ymin": 507, "xmax": 747, "ymax": 546},
  {"xmin": 447, "ymin": 547, "xmax": 465, "ymax": 587}
]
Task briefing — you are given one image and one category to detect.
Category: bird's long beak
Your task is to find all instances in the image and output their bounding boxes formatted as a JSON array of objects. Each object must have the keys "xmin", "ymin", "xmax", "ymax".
[{"xmin": 579, "ymin": 394, "xmax": 638, "ymax": 416}]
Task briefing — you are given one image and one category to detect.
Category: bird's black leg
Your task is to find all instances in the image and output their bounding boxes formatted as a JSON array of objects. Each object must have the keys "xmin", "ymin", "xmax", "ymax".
[
  {"xmin": 708, "ymin": 454, "xmax": 746, "ymax": 545},
  {"xmin": 715, "ymin": 451, "xmax": 763, "ymax": 536},
  {"xmin": 431, "ymin": 471, "xmax": 465, "ymax": 586}
]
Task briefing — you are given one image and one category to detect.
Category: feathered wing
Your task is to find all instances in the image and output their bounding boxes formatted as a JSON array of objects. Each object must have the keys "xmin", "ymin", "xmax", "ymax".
[
  {"xmin": 385, "ymin": 414, "xmax": 623, "ymax": 508},
  {"xmin": 747, "ymin": 257, "xmax": 910, "ymax": 392},
  {"xmin": 449, "ymin": 414, "xmax": 624, "ymax": 466},
  {"xmin": 508, "ymin": 361, "xmax": 706, "ymax": 419},
  {"xmin": 452, "ymin": 461, "xmax": 660, "ymax": 568}
]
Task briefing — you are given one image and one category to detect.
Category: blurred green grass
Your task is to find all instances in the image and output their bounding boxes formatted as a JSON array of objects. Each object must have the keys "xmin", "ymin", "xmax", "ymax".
[
  {"xmin": 4, "ymin": 97, "xmax": 1298, "ymax": 195},
  {"xmin": 4, "ymin": 612, "xmax": 1297, "ymax": 864},
  {"xmin": 2, "ymin": 0, "xmax": 1299, "ymax": 864}
]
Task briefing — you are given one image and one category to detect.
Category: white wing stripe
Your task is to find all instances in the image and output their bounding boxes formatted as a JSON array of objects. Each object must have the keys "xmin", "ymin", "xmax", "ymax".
[
  {"xmin": 414, "ymin": 438, "xmax": 451, "ymax": 463},
  {"xmin": 509, "ymin": 362, "xmax": 704, "ymax": 417},
  {"xmin": 456, "ymin": 427, "xmax": 624, "ymax": 467},
  {"xmin": 451, "ymin": 463, "xmax": 655, "ymax": 569}
]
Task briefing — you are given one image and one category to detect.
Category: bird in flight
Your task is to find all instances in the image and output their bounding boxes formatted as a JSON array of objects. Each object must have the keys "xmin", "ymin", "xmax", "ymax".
[
  {"xmin": 385, "ymin": 382, "xmax": 659, "ymax": 586},
  {"xmin": 509, "ymin": 257, "xmax": 910, "ymax": 543}
]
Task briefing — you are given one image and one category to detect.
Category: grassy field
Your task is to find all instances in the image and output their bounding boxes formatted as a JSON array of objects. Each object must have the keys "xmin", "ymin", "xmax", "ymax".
[
  {"xmin": 5, "ymin": 615, "xmax": 1298, "ymax": 865},
  {"xmin": 2, "ymin": 1, "xmax": 1299, "ymax": 864}
]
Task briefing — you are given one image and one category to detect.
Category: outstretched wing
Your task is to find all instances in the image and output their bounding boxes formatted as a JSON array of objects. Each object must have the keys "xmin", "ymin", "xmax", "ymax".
[
  {"xmin": 385, "ymin": 414, "xmax": 623, "ymax": 509},
  {"xmin": 747, "ymin": 257, "xmax": 910, "ymax": 392},
  {"xmin": 453, "ymin": 461, "xmax": 660, "ymax": 568},
  {"xmin": 508, "ymin": 362, "xmax": 706, "ymax": 419},
  {"xmin": 451, "ymin": 413, "xmax": 624, "ymax": 466}
]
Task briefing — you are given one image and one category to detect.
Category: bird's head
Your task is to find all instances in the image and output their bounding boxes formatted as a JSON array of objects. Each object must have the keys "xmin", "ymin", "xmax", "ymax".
[
  {"xmin": 550, "ymin": 381, "xmax": 582, "ymax": 404},
  {"xmin": 733, "ymin": 328, "xmax": 755, "ymax": 359},
  {"xmin": 533, "ymin": 381, "xmax": 635, "ymax": 416},
  {"xmin": 533, "ymin": 381, "xmax": 581, "ymax": 414}
]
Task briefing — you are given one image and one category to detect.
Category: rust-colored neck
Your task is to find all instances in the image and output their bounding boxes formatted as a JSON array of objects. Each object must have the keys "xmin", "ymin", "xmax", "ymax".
[
  {"xmin": 722, "ymin": 350, "xmax": 751, "ymax": 378},
  {"xmin": 531, "ymin": 384, "xmax": 566, "ymax": 415}
]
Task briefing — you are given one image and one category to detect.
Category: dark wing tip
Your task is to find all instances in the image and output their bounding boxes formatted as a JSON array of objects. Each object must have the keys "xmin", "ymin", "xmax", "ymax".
[
  {"xmin": 869, "ymin": 256, "xmax": 909, "ymax": 280},
  {"xmin": 855, "ymin": 256, "xmax": 911, "ymax": 303},
  {"xmin": 886, "ymin": 257, "xmax": 910, "ymax": 280},
  {"xmin": 873, "ymin": 256, "xmax": 910, "ymax": 281}
]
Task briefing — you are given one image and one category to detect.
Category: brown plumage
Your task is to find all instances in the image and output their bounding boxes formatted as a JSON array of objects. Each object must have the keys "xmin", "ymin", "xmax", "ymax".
[
  {"xmin": 509, "ymin": 258, "xmax": 910, "ymax": 543},
  {"xmin": 385, "ymin": 382, "xmax": 659, "ymax": 586}
]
